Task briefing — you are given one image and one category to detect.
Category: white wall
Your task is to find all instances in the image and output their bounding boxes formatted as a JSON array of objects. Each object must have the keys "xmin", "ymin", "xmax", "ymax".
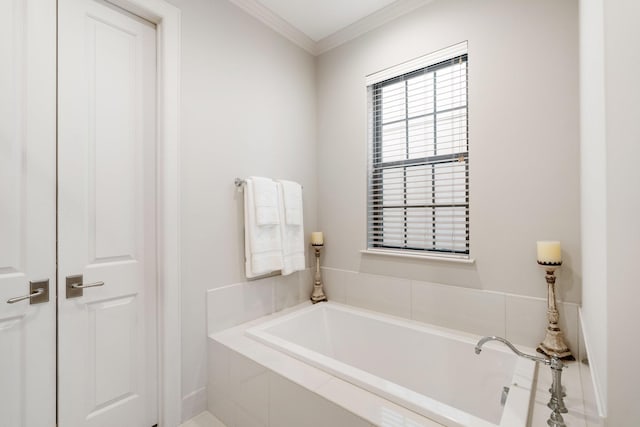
[
  {"xmin": 602, "ymin": 0, "xmax": 640, "ymax": 424},
  {"xmin": 580, "ymin": 0, "xmax": 640, "ymax": 423},
  {"xmin": 166, "ymin": 0, "xmax": 318, "ymax": 419},
  {"xmin": 579, "ymin": 0, "xmax": 608, "ymax": 415},
  {"xmin": 316, "ymin": 0, "xmax": 581, "ymax": 302}
]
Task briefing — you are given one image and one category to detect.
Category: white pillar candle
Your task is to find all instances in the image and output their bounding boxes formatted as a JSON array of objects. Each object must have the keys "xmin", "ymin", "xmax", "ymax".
[
  {"xmin": 310, "ymin": 232, "xmax": 324, "ymax": 246},
  {"xmin": 537, "ymin": 241, "xmax": 562, "ymax": 264}
]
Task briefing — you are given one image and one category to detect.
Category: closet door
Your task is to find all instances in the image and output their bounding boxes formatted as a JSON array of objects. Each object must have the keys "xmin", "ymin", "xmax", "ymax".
[
  {"xmin": 0, "ymin": 0, "xmax": 57, "ymax": 426},
  {"xmin": 57, "ymin": 0, "xmax": 158, "ymax": 425}
]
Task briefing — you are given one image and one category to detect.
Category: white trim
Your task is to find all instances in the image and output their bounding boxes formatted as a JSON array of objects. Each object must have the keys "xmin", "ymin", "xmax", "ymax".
[
  {"xmin": 315, "ymin": 0, "xmax": 434, "ymax": 55},
  {"xmin": 226, "ymin": 0, "xmax": 433, "ymax": 56},
  {"xmin": 106, "ymin": 0, "xmax": 182, "ymax": 425},
  {"xmin": 181, "ymin": 387, "xmax": 208, "ymax": 423},
  {"xmin": 365, "ymin": 40, "xmax": 468, "ymax": 85},
  {"xmin": 227, "ymin": 0, "xmax": 316, "ymax": 54},
  {"xmin": 579, "ymin": 308, "xmax": 607, "ymax": 418},
  {"xmin": 360, "ymin": 249, "xmax": 475, "ymax": 264}
]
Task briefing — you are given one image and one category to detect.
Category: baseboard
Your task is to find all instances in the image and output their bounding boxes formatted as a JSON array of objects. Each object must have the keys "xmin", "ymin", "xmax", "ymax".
[{"xmin": 182, "ymin": 387, "xmax": 207, "ymax": 423}]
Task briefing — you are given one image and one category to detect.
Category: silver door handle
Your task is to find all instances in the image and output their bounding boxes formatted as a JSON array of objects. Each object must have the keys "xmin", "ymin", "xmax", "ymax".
[
  {"xmin": 7, "ymin": 288, "xmax": 44, "ymax": 304},
  {"xmin": 6, "ymin": 280, "xmax": 50, "ymax": 305},
  {"xmin": 66, "ymin": 274, "xmax": 105, "ymax": 298},
  {"xmin": 70, "ymin": 281, "xmax": 104, "ymax": 289}
]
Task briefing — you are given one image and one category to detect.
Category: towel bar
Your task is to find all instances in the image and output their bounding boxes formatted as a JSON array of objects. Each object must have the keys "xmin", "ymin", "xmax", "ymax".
[{"xmin": 235, "ymin": 177, "xmax": 302, "ymax": 189}]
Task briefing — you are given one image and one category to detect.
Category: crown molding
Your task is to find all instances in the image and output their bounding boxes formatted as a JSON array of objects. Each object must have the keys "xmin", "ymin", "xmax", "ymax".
[
  {"xmin": 228, "ymin": 0, "xmax": 316, "ymax": 54},
  {"xmin": 315, "ymin": 0, "xmax": 433, "ymax": 55},
  {"xmin": 228, "ymin": 0, "xmax": 433, "ymax": 56}
]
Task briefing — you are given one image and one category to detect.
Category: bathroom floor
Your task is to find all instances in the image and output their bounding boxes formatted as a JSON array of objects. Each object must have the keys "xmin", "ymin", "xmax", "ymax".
[{"xmin": 181, "ymin": 412, "xmax": 225, "ymax": 427}]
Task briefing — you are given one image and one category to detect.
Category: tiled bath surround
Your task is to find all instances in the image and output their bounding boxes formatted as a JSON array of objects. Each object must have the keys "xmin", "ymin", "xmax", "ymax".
[
  {"xmin": 205, "ymin": 267, "xmax": 585, "ymax": 425},
  {"xmin": 321, "ymin": 267, "xmax": 583, "ymax": 361},
  {"xmin": 206, "ymin": 303, "xmax": 597, "ymax": 427},
  {"xmin": 206, "ymin": 269, "xmax": 313, "ymax": 335},
  {"xmin": 204, "ymin": 266, "xmax": 582, "ymax": 364},
  {"xmin": 179, "ymin": 269, "xmax": 314, "ymax": 420},
  {"xmin": 208, "ymin": 337, "xmax": 373, "ymax": 427},
  {"xmin": 207, "ymin": 308, "xmax": 445, "ymax": 427}
]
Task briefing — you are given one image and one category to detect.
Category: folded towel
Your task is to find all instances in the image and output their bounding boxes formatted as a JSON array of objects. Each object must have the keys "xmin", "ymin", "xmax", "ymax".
[
  {"xmin": 251, "ymin": 176, "xmax": 279, "ymax": 226},
  {"xmin": 244, "ymin": 178, "xmax": 283, "ymax": 278},
  {"xmin": 277, "ymin": 181, "xmax": 305, "ymax": 275},
  {"xmin": 277, "ymin": 180, "xmax": 303, "ymax": 226}
]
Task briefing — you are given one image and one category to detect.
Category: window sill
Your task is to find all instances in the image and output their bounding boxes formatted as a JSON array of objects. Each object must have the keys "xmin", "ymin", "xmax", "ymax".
[{"xmin": 360, "ymin": 249, "xmax": 476, "ymax": 264}]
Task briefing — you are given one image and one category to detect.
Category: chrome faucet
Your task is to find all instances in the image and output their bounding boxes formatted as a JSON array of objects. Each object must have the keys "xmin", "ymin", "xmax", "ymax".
[{"xmin": 476, "ymin": 336, "xmax": 568, "ymax": 427}]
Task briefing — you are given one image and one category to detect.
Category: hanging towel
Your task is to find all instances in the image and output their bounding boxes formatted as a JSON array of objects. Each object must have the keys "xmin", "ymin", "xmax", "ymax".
[
  {"xmin": 244, "ymin": 177, "xmax": 283, "ymax": 278},
  {"xmin": 278, "ymin": 180, "xmax": 303, "ymax": 225},
  {"xmin": 251, "ymin": 176, "xmax": 280, "ymax": 226},
  {"xmin": 276, "ymin": 180, "xmax": 305, "ymax": 275}
]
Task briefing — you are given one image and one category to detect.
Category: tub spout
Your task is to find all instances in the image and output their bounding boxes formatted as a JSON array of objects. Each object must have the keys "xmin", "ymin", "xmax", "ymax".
[
  {"xmin": 475, "ymin": 336, "xmax": 550, "ymax": 364},
  {"xmin": 475, "ymin": 336, "xmax": 568, "ymax": 427}
]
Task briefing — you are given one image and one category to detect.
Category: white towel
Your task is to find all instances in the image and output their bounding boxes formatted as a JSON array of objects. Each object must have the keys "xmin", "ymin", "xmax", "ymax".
[
  {"xmin": 251, "ymin": 176, "xmax": 280, "ymax": 226},
  {"xmin": 277, "ymin": 180, "xmax": 303, "ymax": 225},
  {"xmin": 276, "ymin": 181, "xmax": 305, "ymax": 275},
  {"xmin": 244, "ymin": 178, "xmax": 283, "ymax": 278}
]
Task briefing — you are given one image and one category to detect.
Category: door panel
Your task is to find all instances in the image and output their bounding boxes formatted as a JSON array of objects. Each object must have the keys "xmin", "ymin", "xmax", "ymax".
[
  {"xmin": 58, "ymin": 0, "xmax": 157, "ymax": 425},
  {"xmin": 0, "ymin": 0, "xmax": 57, "ymax": 426}
]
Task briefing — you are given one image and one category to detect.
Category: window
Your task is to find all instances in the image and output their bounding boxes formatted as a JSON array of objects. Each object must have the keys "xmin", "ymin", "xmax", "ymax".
[{"xmin": 367, "ymin": 45, "xmax": 469, "ymax": 258}]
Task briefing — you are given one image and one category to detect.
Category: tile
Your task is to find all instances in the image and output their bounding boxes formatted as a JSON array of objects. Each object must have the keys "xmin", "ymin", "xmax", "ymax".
[
  {"xmin": 298, "ymin": 268, "xmax": 314, "ymax": 303},
  {"xmin": 559, "ymin": 302, "xmax": 579, "ymax": 361},
  {"xmin": 223, "ymin": 334, "xmax": 333, "ymax": 392},
  {"xmin": 505, "ymin": 295, "xmax": 547, "ymax": 348},
  {"xmin": 316, "ymin": 378, "xmax": 442, "ymax": 427},
  {"xmin": 208, "ymin": 339, "xmax": 230, "ymax": 390},
  {"xmin": 269, "ymin": 372, "xmax": 370, "ymax": 427},
  {"xmin": 208, "ymin": 339, "xmax": 232, "ymax": 425},
  {"xmin": 228, "ymin": 352, "xmax": 269, "ymax": 425},
  {"xmin": 208, "ymin": 391, "xmax": 235, "ymax": 427},
  {"xmin": 321, "ymin": 267, "xmax": 355, "ymax": 303},
  {"xmin": 274, "ymin": 272, "xmax": 301, "ymax": 312},
  {"xmin": 268, "ymin": 372, "xmax": 315, "ymax": 427},
  {"xmin": 577, "ymin": 312, "xmax": 586, "ymax": 363},
  {"xmin": 530, "ymin": 361, "xmax": 586, "ymax": 427},
  {"xmin": 579, "ymin": 361, "xmax": 606, "ymax": 427},
  {"xmin": 241, "ymin": 278, "xmax": 275, "ymax": 323},
  {"xmin": 347, "ymin": 273, "xmax": 411, "ymax": 318},
  {"xmin": 505, "ymin": 295, "xmax": 579, "ymax": 357},
  {"xmin": 234, "ymin": 407, "xmax": 266, "ymax": 427},
  {"xmin": 411, "ymin": 281, "xmax": 505, "ymax": 337},
  {"xmin": 207, "ymin": 284, "xmax": 244, "ymax": 334}
]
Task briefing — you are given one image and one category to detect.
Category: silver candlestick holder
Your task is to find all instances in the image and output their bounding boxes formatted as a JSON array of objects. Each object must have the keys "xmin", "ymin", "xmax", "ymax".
[
  {"xmin": 310, "ymin": 244, "xmax": 327, "ymax": 304},
  {"xmin": 537, "ymin": 261, "xmax": 573, "ymax": 360}
]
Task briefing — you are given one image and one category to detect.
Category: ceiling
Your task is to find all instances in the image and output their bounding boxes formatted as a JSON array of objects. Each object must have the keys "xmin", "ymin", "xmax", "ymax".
[
  {"xmin": 255, "ymin": 0, "xmax": 398, "ymax": 41},
  {"xmin": 229, "ymin": 0, "xmax": 432, "ymax": 55}
]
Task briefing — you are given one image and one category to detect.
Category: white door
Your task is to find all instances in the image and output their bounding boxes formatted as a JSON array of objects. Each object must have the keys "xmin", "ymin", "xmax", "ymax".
[
  {"xmin": 58, "ymin": 0, "xmax": 158, "ymax": 426},
  {"xmin": 0, "ymin": 0, "xmax": 57, "ymax": 426}
]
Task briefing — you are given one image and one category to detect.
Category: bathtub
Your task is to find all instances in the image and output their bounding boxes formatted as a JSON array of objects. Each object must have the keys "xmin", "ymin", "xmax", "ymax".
[{"xmin": 245, "ymin": 302, "xmax": 536, "ymax": 427}]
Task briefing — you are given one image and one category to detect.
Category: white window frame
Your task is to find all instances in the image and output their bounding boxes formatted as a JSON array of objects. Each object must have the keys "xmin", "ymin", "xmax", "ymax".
[{"xmin": 365, "ymin": 42, "xmax": 470, "ymax": 261}]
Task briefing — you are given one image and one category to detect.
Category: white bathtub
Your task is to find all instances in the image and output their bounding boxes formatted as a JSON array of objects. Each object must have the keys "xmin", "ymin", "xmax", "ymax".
[{"xmin": 245, "ymin": 302, "xmax": 536, "ymax": 427}]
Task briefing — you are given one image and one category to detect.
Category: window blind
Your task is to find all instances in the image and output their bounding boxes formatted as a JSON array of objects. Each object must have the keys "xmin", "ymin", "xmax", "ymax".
[{"xmin": 366, "ymin": 45, "xmax": 469, "ymax": 257}]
